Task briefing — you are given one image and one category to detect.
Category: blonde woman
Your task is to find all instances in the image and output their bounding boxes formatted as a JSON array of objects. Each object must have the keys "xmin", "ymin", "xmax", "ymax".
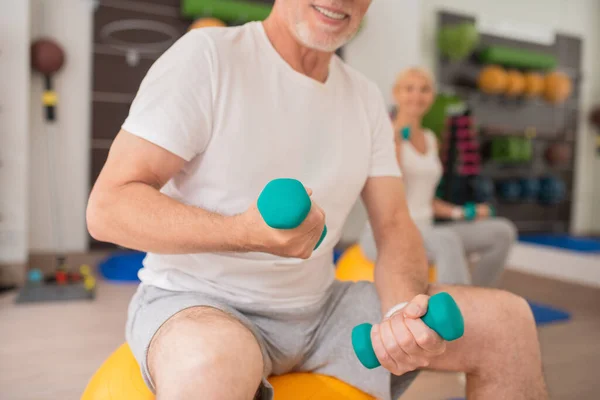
[{"xmin": 360, "ymin": 67, "xmax": 516, "ymax": 286}]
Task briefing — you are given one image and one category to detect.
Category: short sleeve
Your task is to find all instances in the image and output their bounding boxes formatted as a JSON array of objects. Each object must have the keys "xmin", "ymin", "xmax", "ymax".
[
  {"xmin": 121, "ymin": 30, "xmax": 216, "ymax": 161},
  {"xmin": 367, "ymin": 84, "xmax": 402, "ymax": 178}
]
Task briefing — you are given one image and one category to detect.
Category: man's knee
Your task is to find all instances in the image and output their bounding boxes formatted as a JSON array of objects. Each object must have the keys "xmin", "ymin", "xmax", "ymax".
[
  {"xmin": 431, "ymin": 286, "xmax": 535, "ymax": 346},
  {"xmin": 494, "ymin": 289, "xmax": 534, "ymax": 327},
  {"xmin": 474, "ymin": 289, "xmax": 537, "ymax": 356},
  {"xmin": 148, "ymin": 306, "xmax": 264, "ymax": 393}
]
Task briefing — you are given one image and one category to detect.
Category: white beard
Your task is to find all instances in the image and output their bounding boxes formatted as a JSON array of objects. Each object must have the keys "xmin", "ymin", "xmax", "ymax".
[{"xmin": 293, "ymin": 20, "xmax": 352, "ymax": 52}]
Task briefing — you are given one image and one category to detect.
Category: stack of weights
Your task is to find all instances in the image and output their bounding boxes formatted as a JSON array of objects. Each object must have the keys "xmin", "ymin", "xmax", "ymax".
[
  {"xmin": 440, "ymin": 110, "xmax": 481, "ymax": 177},
  {"xmin": 439, "ymin": 108, "xmax": 481, "ymax": 205}
]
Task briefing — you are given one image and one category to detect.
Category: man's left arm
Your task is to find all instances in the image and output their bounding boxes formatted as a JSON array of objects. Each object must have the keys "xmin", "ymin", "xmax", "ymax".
[
  {"xmin": 361, "ymin": 84, "xmax": 446, "ymax": 375},
  {"xmin": 361, "ymin": 175, "xmax": 429, "ymax": 315}
]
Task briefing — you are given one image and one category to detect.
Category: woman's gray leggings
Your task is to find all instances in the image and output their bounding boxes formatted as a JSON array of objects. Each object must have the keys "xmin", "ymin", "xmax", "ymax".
[{"xmin": 359, "ymin": 218, "xmax": 517, "ymax": 286}]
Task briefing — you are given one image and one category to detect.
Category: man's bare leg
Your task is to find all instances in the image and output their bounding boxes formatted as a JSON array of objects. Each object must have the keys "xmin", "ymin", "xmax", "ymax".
[
  {"xmin": 426, "ymin": 286, "xmax": 547, "ymax": 399},
  {"xmin": 147, "ymin": 307, "xmax": 265, "ymax": 400}
]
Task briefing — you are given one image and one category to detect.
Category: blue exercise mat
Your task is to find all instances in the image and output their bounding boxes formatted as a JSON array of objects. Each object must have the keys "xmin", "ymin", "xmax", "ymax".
[
  {"xmin": 333, "ymin": 249, "xmax": 343, "ymax": 264},
  {"xmin": 98, "ymin": 251, "xmax": 146, "ymax": 282},
  {"xmin": 528, "ymin": 301, "xmax": 571, "ymax": 326},
  {"xmin": 519, "ymin": 234, "xmax": 600, "ymax": 253}
]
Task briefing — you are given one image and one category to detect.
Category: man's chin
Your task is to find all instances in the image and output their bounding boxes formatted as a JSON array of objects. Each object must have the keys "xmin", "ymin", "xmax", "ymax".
[
  {"xmin": 294, "ymin": 22, "xmax": 355, "ymax": 52},
  {"xmin": 298, "ymin": 33, "xmax": 351, "ymax": 53}
]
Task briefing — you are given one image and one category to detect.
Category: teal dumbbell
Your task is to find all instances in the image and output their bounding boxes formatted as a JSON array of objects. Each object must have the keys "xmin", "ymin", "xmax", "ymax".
[
  {"xmin": 257, "ymin": 178, "xmax": 327, "ymax": 250},
  {"xmin": 352, "ymin": 292, "xmax": 464, "ymax": 369},
  {"xmin": 400, "ymin": 126, "xmax": 411, "ymax": 140},
  {"xmin": 463, "ymin": 203, "xmax": 495, "ymax": 220},
  {"xmin": 463, "ymin": 202, "xmax": 477, "ymax": 221}
]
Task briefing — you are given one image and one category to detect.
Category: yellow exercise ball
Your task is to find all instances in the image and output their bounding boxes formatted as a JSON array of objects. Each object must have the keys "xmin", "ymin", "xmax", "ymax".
[
  {"xmin": 478, "ymin": 65, "xmax": 508, "ymax": 94},
  {"xmin": 82, "ymin": 343, "xmax": 374, "ymax": 400},
  {"xmin": 523, "ymin": 72, "xmax": 545, "ymax": 97},
  {"xmin": 504, "ymin": 70, "xmax": 526, "ymax": 97},
  {"xmin": 270, "ymin": 373, "xmax": 374, "ymax": 399},
  {"xmin": 82, "ymin": 343, "xmax": 153, "ymax": 400},
  {"xmin": 336, "ymin": 245, "xmax": 376, "ymax": 282},
  {"xmin": 336, "ymin": 245, "xmax": 437, "ymax": 283},
  {"xmin": 188, "ymin": 17, "xmax": 227, "ymax": 31},
  {"xmin": 543, "ymin": 71, "xmax": 572, "ymax": 104}
]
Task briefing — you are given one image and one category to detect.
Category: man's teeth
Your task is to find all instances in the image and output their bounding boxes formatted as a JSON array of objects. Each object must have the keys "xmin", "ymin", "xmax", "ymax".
[{"xmin": 314, "ymin": 6, "xmax": 346, "ymax": 20}]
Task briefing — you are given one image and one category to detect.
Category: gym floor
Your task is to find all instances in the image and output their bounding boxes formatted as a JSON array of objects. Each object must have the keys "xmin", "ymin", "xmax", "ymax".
[{"xmin": 1, "ymin": 261, "xmax": 599, "ymax": 400}]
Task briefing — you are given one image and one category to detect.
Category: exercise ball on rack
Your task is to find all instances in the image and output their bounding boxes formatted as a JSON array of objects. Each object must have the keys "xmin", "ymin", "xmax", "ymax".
[
  {"xmin": 478, "ymin": 65, "xmax": 508, "ymax": 95},
  {"xmin": 543, "ymin": 71, "xmax": 572, "ymax": 104},
  {"xmin": 188, "ymin": 17, "xmax": 227, "ymax": 31},
  {"xmin": 544, "ymin": 143, "xmax": 572, "ymax": 167},
  {"xmin": 523, "ymin": 72, "xmax": 545, "ymax": 98},
  {"xmin": 497, "ymin": 179, "xmax": 522, "ymax": 202},
  {"xmin": 505, "ymin": 70, "xmax": 526, "ymax": 97},
  {"xmin": 471, "ymin": 176, "xmax": 495, "ymax": 203},
  {"xmin": 538, "ymin": 177, "xmax": 566, "ymax": 205},
  {"xmin": 519, "ymin": 178, "xmax": 540, "ymax": 202}
]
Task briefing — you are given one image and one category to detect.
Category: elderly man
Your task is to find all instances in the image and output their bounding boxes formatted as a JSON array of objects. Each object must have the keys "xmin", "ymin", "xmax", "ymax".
[{"xmin": 86, "ymin": 1, "xmax": 548, "ymax": 399}]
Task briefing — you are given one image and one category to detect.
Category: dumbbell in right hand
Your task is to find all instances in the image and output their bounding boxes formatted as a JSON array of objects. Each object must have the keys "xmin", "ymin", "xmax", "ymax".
[{"xmin": 257, "ymin": 178, "xmax": 327, "ymax": 250}]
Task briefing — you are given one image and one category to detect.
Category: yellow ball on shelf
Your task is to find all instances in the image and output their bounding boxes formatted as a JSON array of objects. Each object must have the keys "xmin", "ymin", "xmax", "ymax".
[
  {"xmin": 188, "ymin": 17, "xmax": 227, "ymax": 31},
  {"xmin": 478, "ymin": 65, "xmax": 508, "ymax": 95},
  {"xmin": 523, "ymin": 72, "xmax": 545, "ymax": 97},
  {"xmin": 543, "ymin": 71, "xmax": 572, "ymax": 104}
]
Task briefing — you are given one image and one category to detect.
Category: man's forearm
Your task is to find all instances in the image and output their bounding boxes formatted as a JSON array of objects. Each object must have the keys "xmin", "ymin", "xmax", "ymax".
[
  {"xmin": 373, "ymin": 214, "xmax": 429, "ymax": 314},
  {"xmin": 87, "ymin": 183, "xmax": 245, "ymax": 254}
]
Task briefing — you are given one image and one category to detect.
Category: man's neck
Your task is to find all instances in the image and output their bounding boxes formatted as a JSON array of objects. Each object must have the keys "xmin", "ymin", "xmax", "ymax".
[{"xmin": 262, "ymin": 16, "xmax": 333, "ymax": 83}]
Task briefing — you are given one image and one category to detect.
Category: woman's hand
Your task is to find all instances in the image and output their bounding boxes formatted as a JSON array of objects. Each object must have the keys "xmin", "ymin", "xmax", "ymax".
[{"xmin": 476, "ymin": 204, "xmax": 492, "ymax": 219}]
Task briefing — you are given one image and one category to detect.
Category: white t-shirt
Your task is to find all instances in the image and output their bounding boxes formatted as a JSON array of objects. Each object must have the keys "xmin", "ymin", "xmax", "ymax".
[
  {"xmin": 401, "ymin": 130, "xmax": 443, "ymax": 226},
  {"xmin": 122, "ymin": 22, "xmax": 400, "ymax": 309}
]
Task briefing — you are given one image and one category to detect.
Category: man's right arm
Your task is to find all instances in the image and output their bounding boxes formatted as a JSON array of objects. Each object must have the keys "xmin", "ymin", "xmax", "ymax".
[
  {"xmin": 86, "ymin": 130, "xmax": 325, "ymax": 257},
  {"xmin": 87, "ymin": 130, "xmax": 244, "ymax": 254}
]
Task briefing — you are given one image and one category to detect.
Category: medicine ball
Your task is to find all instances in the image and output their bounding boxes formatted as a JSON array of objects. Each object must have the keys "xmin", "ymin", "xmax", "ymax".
[
  {"xmin": 438, "ymin": 22, "xmax": 480, "ymax": 61},
  {"xmin": 519, "ymin": 178, "xmax": 540, "ymax": 202},
  {"xmin": 478, "ymin": 66, "xmax": 508, "ymax": 95},
  {"xmin": 539, "ymin": 177, "xmax": 566, "ymax": 205},
  {"xmin": 497, "ymin": 179, "xmax": 521, "ymax": 202},
  {"xmin": 472, "ymin": 176, "xmax": 495, "ymax": 203},
  {"xmin": 505, "ymin": 70, "xmax": 526, "ymax": 97},
  {"xmin": 524, "ymin": 72, "xmax": 545, "ymax": 97},
  {"xmin": 544, "ymin": 143, "xmax": 572, "ymax": 166},
  {"xmin": 543, "ymin": 71, "xmax": 572, "ymax": 104},
  {"xmin": 188, "ymin": 17, "xmax": 227, "ymax": 31},
  {"xmin": 31, "ymin": 38, "xmax": 65, "ymax": 75}
]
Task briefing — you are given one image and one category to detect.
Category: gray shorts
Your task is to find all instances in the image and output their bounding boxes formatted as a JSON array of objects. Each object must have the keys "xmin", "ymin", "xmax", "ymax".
[{"xmin": 126, "ymin": 280, "xmax": 418, "ymax": 400}]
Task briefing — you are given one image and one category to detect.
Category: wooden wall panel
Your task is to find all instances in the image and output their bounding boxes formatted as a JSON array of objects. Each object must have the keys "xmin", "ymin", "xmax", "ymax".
[{"xmin": 91, "ymin": 0, "xmax": 189, "ymax": 248}]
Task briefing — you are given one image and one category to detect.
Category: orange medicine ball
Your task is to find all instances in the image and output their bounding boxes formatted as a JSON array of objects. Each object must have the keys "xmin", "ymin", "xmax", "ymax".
[
  {"xmin": 188, "ymin": 17, "xmax": 227, "ymax": 31},
  {"xmin": 523, "ymin": 72, "xmax": 545, "ymax": 97},
  {"xmin": 478, "ymin": 65, "xmax": 508, "ymax": 94},
  {"xmin": 505, "ymin": 70, "xmax": 526, "ymax": 96},
  {"xmin": 543, "ymin": 71, "xmax": 572, "ymax": 104}
]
